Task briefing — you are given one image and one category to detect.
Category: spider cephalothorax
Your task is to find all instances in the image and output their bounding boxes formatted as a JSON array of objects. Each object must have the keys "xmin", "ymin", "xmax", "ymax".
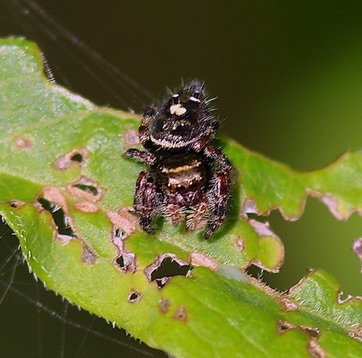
[{"xmin": 126, "ymin": 80, "xmax": 232, "ymax": 239}]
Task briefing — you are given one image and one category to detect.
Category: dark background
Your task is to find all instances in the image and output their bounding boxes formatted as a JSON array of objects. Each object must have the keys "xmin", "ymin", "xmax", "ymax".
[{"xmin": 0, "ymin": 1, "xmax": 362, "ymax": 356}]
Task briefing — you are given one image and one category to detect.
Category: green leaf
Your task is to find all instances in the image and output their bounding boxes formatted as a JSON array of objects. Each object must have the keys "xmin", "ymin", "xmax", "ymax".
[{"xmin": 0, "ymin": 38, "xmax": 361, "ymax": 357}]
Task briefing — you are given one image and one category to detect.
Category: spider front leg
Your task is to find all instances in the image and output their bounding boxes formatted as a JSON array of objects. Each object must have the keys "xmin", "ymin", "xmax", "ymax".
[
  {"xmin": 125, "ymin": 148, "xmax": 156, "ymax": 165},
  {"xmin": 204, "ymin": 146, "xmax": 232, "ymax": 239},
  {"xmin": 133, "ymin": 171, "xmax": 157, "ymax": 233}
]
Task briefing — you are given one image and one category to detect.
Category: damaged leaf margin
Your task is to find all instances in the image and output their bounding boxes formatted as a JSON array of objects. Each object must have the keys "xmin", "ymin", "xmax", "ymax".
[{"xmin": 235, "ymin": 142, "xmax": 362, "ymax": 223}]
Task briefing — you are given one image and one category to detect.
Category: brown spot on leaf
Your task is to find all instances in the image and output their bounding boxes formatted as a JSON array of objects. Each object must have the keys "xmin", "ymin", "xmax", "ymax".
[
  {"xmin": 82, "ymin": 245, "xmax": 96, "ymax": 264},
  {"xmin": 108, "ymin": 208, "xmax": 139, "ymax": 272},
  {"xmin": 8, "ymin": 200, "xmax": 24, "ymax": 209},
  {"xmin": 55, "ymin": 149, "xmax": 87, "ymax": 169},
  {"xmin": 308, "ymin": 338, "xmax": 326, "ymax": 358},
  {"xmin": 124, "ymin": 129, "xmax": 140, "ymax": 147},
  {"xmin": 277, "ymin": 322, "xmax": 325, "ymax": 358},
  {"xmin": 189, "ymin": 253, "xmax": 218, "ymax": 270},
  {"xmin": 75, "ymin": 201, "xmax": 99, "ymax": 213},
  {"xmin": 144, "ymin": 254, "xmax": 192, "ymax": 288},
  {"xmin": 234, "ymin": 236, "xmax": 244, "ymax": 252},
  {"xmin": 278, "ymin": 322, "xmax": 322, "ymax": 352},
  {"xmin": 108, "ymin": 207, "xmax": 138, "ymax": 242},
  {"xmin": 159, "ymin": 298, "xmax": 170, "ymax": 314},
  {"xmin": 281, "ymin": 298, "xmax": 298, "ymax": 311},
  {"xmin": 40, "ymin": 187, "xmax": 68, "ymax": 208},
  {"xmin": 57, "ymin": 234, "xmax": 74, "ymax": 245},
  {"xmin": 128, "ymin": 290, "xmax": 141, "ymax": 303},
  {"xmin": 33, "ymin": 191, "xmax": 97, "ymax": 269},
  {"xmin": 173, "ymin": 306, "xmax": 187, "ymax": 322},
  {"xmin": 67, "ymin": 176, "xmax": 103, "ymax": 202},
  {"xmin": 301, "ymin": 326, "xmax": 320, "ymax": 338},
  {"xmin": 13, "ymin": 136, "xmax": 33, "ymax": 150}
]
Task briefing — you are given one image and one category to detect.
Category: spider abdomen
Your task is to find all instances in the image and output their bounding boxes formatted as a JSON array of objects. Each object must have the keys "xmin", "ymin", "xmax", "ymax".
[{"xmin": 157, "ymin": 153, "xmax": 207, "ymax": 192}]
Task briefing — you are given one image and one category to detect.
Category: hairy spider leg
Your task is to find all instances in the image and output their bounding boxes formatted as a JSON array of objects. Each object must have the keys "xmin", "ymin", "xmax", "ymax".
[
  {"xmin": 204, "ymin": 146, "xmax": 232, "ymax": 239},
  {"xmin": 125, "ymin": 148, "xmax": 156, "ymax": 165},
  {"xmin": 133, "ymin": 171, "xmax": 157, "ymax": 233}
]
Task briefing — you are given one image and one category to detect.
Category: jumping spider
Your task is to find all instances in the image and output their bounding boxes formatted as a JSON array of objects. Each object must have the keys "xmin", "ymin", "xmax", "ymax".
[{"xmin": 125, "ymin": 80, "xmax": 232, "ymax": 239}]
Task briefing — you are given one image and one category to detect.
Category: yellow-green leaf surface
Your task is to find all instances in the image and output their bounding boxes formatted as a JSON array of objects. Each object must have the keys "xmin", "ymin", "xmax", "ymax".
[{"xmin": 0, "ymin": 38, "xmax": 361, "ymax": 357}]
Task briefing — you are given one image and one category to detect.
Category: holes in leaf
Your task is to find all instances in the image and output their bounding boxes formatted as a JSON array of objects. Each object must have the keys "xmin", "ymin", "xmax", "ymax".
[
  {"xmin": 116, "ymin": 255, "xmax": 124, "ymax": 267},
  {"xmin": 151, "ymin": 257, "xmax": 191, "ymax": 281},
  {"xmin": 112, "ymin": 227, "xmax": 125, "ymax": 254},
  {"xmin": 114, "ymin": 228, "xmax": 123, "ymax": 239},
  {"xmin": 55, "ymin": 149, "xmax": 87, "ymax": 169},
  {"xmin": 128, "ymin": 290, "xmax": 140, "ymax": 303},
  {"xmin": 302, "ymin": 326, "xmax": 320, "ymax": 338},
  {"xmin": 8, "ymin": 200, "xmax": 24, "ymax": 209},
  {"xmin": 67, "ymin": 177, "xmax": 103, "ymax": 201},
  {"xmin": 72, "ymin": 183, "xmax": 98, "ymax": 196},
  {"xmin": 115, "ymin": 252, "xmax": 136, "ymax": 273},
  {"xmin": 70, "ymin": 152, "xmax": 83, "ymax": 163},
  {"xmin": 277, "ymin": 320, "xmax": 295, "ymax": 334},
  {"xmin": 37, "ymin": 198, "xmax": 75, "ymax": 237},
  {"xmin": 108, "ymin": 208, "xmax": 138, "ymax": 244},
  {"xmin": 144, "ymin": 254, "xmax": 192, "ymax": 288},
  {"xmin": 150, "ymin": 258, "xmax": 191, "ymax": 288},
  {"xmin": 245, "ymin": 264, "xmax": 264, "ymax": 280},
  {"xmin": 278, "ymin": 319, "xmax": 320, "ymax": 340}
]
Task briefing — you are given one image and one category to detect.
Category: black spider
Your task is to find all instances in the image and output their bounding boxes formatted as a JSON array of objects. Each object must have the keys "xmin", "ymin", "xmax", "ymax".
[{"xmin": 125, "ymin": 80, "xmax": 232, "ymax": 239}]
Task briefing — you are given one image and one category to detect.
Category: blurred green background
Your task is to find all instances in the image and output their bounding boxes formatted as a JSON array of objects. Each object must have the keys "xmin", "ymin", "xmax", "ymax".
[{"xmin": 0, "ymin": 0, "xmax": 361, "ymax": 356}]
